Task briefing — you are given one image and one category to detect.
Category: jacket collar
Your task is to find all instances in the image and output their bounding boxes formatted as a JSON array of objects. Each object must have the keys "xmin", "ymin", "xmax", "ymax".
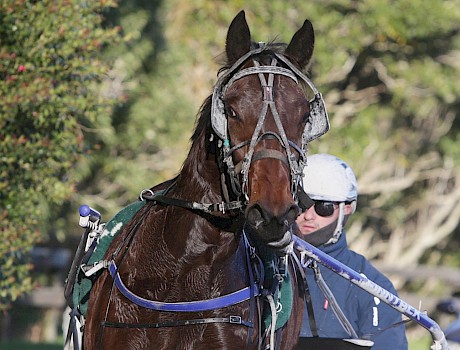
[{"xmin": 319, "ymin": 231, "xmax": 347, "ymax": 257}]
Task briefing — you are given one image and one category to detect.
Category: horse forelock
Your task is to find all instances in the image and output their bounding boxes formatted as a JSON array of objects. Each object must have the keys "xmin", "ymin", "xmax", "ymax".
[{"xmin": 220, "ymin": 41, "xmax": 288, "ymax": 71}]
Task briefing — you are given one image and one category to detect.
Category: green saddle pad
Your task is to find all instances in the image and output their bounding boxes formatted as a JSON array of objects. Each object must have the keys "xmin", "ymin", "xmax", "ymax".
[{"xmin": 72, "ymin": 200, "xmax": 146, "ymax": 316}]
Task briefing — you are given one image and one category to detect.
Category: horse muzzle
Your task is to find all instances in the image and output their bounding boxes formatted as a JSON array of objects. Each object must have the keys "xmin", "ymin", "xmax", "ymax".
[{"xmin": 245, "ymin": 202, "xmax": 299, "ymax": 249}]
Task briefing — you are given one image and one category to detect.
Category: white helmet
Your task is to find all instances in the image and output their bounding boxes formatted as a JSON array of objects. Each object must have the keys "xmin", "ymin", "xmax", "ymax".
[
  {"xmin": 299, "ymin": 154, "xmax": 358, "ymax": 245},
  {"xmin": 302, "ymin": 154, "xmax": 358, "ymax": 210}
]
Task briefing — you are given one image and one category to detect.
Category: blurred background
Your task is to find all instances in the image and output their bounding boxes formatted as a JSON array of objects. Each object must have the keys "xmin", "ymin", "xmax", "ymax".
[{"xmin": 1, "ymin": 0, "xmax": 459, "ymax": 348}]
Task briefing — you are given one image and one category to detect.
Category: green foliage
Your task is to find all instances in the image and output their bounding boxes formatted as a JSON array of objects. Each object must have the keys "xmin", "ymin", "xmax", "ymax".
[
  {"xmin": 68, "ymin": 0, "xmax": 459, "ymax": 270},
  {"xmin": 0, "ymin": 0, "xmax": 121, "ymax": 310},
  {"xmin": 2, "ymin": 0, "xmax": 459, "ymax": 314},
  {"xmin": 63, "ymin": 0, "xmax": 173, "ymax": 215}
]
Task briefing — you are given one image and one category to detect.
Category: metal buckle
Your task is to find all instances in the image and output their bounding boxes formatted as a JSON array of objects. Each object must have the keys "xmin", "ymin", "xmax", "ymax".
[
  {"xmin": 219, "ymin": 202, "xmax": 226, "ymax": 214},
  {"xmin": 229, "ymin": 315, "xmax": 242, "ymax": 324}
]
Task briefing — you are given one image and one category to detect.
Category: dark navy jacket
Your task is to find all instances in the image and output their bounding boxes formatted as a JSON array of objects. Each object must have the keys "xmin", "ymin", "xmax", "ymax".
[{"xmin": 299, "ymin": 233, "xmax": 408, "ymax": 349}]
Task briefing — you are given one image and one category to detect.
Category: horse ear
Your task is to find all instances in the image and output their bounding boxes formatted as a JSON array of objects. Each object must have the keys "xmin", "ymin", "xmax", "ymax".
[
  {"xmin": 285, "ymin": 19, "xmax": 315, "ymax": 70},
  {"xmin": 226, "ymin": 10, "xmax": 251, "ymax": 65}
]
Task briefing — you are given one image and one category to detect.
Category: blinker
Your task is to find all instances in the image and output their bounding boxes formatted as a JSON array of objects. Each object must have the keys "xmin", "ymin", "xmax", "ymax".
[{"xmin": 297, "ymin": 187, "xmax": 314, "ymax": 211}]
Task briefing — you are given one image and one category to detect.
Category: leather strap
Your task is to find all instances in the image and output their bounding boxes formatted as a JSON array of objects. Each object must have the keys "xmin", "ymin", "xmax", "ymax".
[
  {"xmin": 101, "ymin": 315, "xmax": 253, "ymax": 329},
  {"xmin": 304, "ymin": 274, "xmax": 319, "ymax": 337},
  {"xmin": 142, "ymin": 192, "xmax": 244, "ymax": 214}
]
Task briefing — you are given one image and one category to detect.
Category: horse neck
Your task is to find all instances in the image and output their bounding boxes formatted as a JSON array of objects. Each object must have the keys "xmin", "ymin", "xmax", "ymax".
[{"xmin": 175, "ymin": 130, "xmax": 222, "ymax": 203}]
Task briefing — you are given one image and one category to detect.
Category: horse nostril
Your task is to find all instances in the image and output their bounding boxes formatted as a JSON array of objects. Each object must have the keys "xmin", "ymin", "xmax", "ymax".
[
  {"xmin": 284, "ymin": 205, "xmax": 299, "ymax": 226},
  {"xmin": 247, "ymin": 204, "xmax": 299, "ymax": 230},
  {"xmin": 246, "ymin": 205, "xmax": 265, "ymax": 229}
]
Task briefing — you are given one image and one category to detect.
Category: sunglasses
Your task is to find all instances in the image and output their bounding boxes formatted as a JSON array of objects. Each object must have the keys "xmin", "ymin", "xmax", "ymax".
[
  {"xmin": 313, "ymin": 201, "xmax": 338, "ymax": 217},
  {"xmin": 299, "ymin": 200, "xmax": 337, "ymax": 217}
]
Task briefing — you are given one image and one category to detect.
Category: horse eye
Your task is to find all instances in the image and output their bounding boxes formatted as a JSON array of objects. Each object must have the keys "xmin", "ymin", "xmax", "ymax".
[{"xmin": 226, "ymin": 106, "xmax": 238, "ymax": 119}]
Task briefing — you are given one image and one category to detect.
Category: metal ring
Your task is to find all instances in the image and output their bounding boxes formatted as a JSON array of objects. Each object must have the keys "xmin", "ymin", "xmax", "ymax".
[{"xmin": 139, "ymin": 189, "xmax": 154, "ymax": 201}]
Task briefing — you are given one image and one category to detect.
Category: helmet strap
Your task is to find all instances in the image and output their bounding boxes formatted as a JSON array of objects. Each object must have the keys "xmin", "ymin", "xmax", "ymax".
[
  {"xmin": 325, "ymin": 202, "xmax": 345, "ymax": 245},
  {"xmin": 350, "ymin": 200, "xmax": 357, "ymax": 214}
]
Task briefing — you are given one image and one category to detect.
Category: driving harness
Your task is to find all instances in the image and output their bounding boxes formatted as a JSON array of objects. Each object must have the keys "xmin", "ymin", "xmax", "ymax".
[
  {"xmin": 65, "ymin": 188, "xmax": 294, "ymax": 350},
  {"xmin": 64, "ymin": 43, "xmax": 329, "ymax": 350}
]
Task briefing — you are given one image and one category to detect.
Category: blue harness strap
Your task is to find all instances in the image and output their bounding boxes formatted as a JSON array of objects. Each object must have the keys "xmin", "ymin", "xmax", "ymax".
[{"xmin": 108, "ymin": 260, "xmax": 260, "ymax": 312}]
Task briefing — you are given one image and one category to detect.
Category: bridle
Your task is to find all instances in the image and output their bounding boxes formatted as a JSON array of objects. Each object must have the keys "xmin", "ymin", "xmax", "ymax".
[
  {"xmin": 211, "ymin": 43, "xmax": 329, "ymax": 205},
  {"xmin": 139, "ymin": 44, "xmax": 328, "ymax": 217}
]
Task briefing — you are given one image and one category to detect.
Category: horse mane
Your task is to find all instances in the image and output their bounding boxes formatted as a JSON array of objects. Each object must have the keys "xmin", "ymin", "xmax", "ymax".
[{"xmin": 190, "ymin": 95, "xmax": 213, "ymax": 145}]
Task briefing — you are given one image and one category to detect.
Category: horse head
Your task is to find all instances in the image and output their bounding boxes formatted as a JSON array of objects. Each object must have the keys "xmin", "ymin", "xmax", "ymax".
[{"xmin": 211, "ymin": 11, "xmax": 329, "ymax": 250}]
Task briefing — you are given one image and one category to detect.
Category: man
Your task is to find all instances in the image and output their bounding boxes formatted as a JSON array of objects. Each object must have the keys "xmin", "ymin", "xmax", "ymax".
[{"xmin": 295, "ymin": 154, "xmax": 408, "ymax": 349}]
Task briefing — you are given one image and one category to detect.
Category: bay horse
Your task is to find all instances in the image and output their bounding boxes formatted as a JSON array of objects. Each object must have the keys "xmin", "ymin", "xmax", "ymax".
[{"xmin": 83, "ymin": 10, "xmax": 328, "ymax": 350}]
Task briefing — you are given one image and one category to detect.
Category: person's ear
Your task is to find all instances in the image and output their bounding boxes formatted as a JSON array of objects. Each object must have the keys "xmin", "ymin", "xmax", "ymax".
[{"xmin": 344, "ymin": 203, "xmax": 354, "ymax": 215}]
